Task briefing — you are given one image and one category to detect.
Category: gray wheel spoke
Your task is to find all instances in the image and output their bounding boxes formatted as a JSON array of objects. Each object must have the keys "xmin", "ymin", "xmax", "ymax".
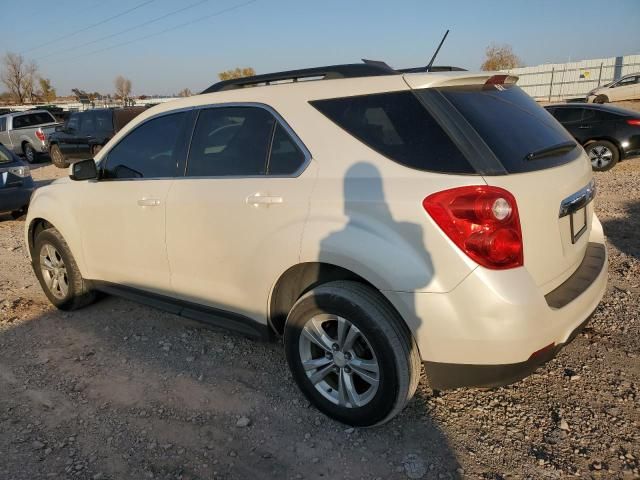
[
  {"xmin": 342, "ymin": 324, "xmax": 361, "ymax": 352},
  {"xmin": 337, "ymin": 316, "xmax": 349, "ymax": 349},
  {"xmin": 350, "ymin": 359, "xmax": 379, "ymax": 386},
  {"xmin": 302, "ymin": 320, "xmax": 334, "ymax": 353},
  {"xmin": 302, "ymin": 356, "xmax": 333, "ymax": 371},
  {"xmin": 308, "ymin": 363, "xmax": 335, "ymax": 385},
  {"xmin": 338, "ymin": 370, "xmax": 361, "ymax": 407}
]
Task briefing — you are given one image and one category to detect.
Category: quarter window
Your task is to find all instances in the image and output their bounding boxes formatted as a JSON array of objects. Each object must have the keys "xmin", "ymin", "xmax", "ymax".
[
  {"xmin": 186, "ymin": 107, "xmax": 275, "ymax": 177},
  {"xmin": 102, "ymin": 112, "xmax": 189, "ymax": 179},
  {"xmin": 267, "ymin": 123, "xmax": 306, "ymax": 175}
]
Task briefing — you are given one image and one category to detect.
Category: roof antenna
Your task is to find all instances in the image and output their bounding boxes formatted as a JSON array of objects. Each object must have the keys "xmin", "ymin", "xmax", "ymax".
[{"xmin": 426, "ymin": 29, "xmax": 449, "ymax": 72}]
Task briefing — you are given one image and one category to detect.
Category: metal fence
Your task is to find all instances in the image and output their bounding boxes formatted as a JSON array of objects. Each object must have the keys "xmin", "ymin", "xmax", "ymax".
[{"xmin": 507, "ymin": 54, "xmax": 640, "ymax": 102}]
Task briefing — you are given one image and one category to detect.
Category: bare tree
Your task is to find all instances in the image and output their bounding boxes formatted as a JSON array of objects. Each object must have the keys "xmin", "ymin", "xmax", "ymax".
[
  {"xmin": 114, "ymin": 75, "xmax": 132, "ymax": 104},
  {"xmin": 38, "ymin": 77, "xmax": 57, "ymax": 103},
  {"xmin": 218, "ymin": 67, "xmax": 255, "ymax": 81},
  {"xmin": 481, "ymin": 43, "xmax": 521, "ymax": 71},
  {"xmin": 178, "ymin": 88, "xmax": 192, "ymax": 97},
  {"xmin": 1, "ymin": 52, "xmax": 38, "ymax": 103}
]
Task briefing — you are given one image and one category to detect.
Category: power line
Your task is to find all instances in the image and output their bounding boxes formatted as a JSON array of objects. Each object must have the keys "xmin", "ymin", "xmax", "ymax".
[
  {"xmin": 36, "ymin": 0, "xmax": 210, "ymax": 62},
  {"xmin": 21, "ymin": 0, "xmax": 156, "ymax": 54},
  {"xmin": 62, "ymin": 0, "xmax": 258, "ymax": 62}
]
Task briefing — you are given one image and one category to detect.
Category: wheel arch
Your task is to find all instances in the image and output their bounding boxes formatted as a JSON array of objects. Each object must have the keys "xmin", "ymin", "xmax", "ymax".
[{"xmin": 269, "ymin": 262, "xmax": 407, "ymax": 339}]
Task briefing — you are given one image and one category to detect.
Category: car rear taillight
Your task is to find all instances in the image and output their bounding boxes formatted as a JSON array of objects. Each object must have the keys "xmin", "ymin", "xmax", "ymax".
[
  {"xmin": 35, "ymin": 130, "xmax": 45, "ymax": 142},
  {"xmin": 423, "ymin": 186, "xmax": 523, "ymax": 269},
  {"xmin": 626, "ymin": 119, "xmax": 640, "ymax": 126}
]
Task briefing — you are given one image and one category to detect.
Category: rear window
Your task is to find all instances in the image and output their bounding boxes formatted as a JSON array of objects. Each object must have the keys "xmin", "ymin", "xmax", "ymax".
[
  {"xmin": 310, "ymin": 91, "xmax": 474, "ymax": 174},
  {"xmin": 428, "ymin": 85, "xmax": 578, "ymax": 173},
  {"xmin": 12, "ymin": 112, "xmax": 56, "ymax": 129}
]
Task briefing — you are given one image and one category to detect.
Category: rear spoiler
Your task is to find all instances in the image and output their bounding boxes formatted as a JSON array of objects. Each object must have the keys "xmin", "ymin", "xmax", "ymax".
[{"xmin": 403, "ymin": 72, "xmax": 519, "ymax": 90}]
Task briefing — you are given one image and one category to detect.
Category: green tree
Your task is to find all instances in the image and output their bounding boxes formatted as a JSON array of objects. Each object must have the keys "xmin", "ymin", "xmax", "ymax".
[
  {"xmin": 218, "ymin": 67, "xmax": 255, "ymax": 81},
  {"xmin": 481, "ymin": 43, "xmax": 521, "ymax": 71},
  {"xmin": 38, "ymin": 77, "xmax": 57, "ymax": 102}
]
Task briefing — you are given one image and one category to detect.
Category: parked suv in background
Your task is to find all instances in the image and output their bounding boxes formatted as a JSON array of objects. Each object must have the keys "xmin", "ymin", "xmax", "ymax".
[
  {"xmin": 0, "ymin": 110, "xmax": 60, "ymax": 163},
  {"xmin": 545, "ymin": 103, "xmax": 640, "ymax": 171},
  {"xmin": 48, "ymin": 107, "xmax": 145, "ymax": 168},
  {"xmin": 25, "ymin": 63, "xmax": 608, "ymax": 426},
  {"xmin": 0, "ymin": 143, "xmax": 34, "ymax": 218},
  {"xmin": 586, "ymin": 73, "xmax": 640, "ymax": 103}
]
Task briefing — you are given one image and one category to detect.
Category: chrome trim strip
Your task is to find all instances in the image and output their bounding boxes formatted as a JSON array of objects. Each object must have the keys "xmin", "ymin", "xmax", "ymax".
[{"xmin": 559, "ymin": 179, "xmax": 596, "ymax": 218}]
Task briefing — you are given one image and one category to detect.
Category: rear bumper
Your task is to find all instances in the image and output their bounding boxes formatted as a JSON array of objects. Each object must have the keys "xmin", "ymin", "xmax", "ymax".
[{"xmin": 384, "ymin": 215, "xmax": 608, "ymax": 389}]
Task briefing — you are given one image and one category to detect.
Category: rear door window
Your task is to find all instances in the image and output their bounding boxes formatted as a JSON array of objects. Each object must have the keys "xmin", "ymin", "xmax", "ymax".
[
  {"xmin": 186, "ymin": 107, "xmax": 274, "ymax": 177},
  {"xmin": 267, "ymin": 123, "xmax": 306, "ymax": 175},
  {"xmin": 311, "ymin": 92, "xmax": 474, "ymax": 174},
  {"xmin": 551, "ymin": 108, "xmax": 583, "ymax": 124},
  {"xmin": 12, "ymin": 112, "xmax": 56, "ymax": 128}
]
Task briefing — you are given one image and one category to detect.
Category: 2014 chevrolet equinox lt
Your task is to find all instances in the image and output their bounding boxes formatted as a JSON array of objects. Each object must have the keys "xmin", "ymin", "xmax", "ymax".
[{"xmin": 25, "ymin": 62, "xmax": 608, "ymax": 426}]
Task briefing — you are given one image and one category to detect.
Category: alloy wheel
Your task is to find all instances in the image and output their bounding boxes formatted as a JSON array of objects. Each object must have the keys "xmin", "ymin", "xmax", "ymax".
[
  {"xmin": 39, "ymin": 244, "xmax": 69, "ymax": 299},
  {"xmin": 298, "ymin": 314, "xmax": 380, "ymax": 408},
  {"xmin": 589, "ymin": 145, "xmax": 613, "ymax": 169}
]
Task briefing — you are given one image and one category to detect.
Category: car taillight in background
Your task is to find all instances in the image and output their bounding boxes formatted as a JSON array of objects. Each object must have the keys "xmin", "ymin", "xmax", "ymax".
[
  {"xmin": 35, "ymin": 130, "xmax": 46, "ymax": 142},
  {"xmin": 626, "ymin": 119, "xmax": 640, "ymax": 126},
  {"xmin": 423, "ymin": 186, "xmax": 523, "ymax": 269}
]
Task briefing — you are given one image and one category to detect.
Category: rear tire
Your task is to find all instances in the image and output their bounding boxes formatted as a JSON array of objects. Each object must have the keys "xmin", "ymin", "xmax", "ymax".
[
  {"xmin": 50, "ymin": 144, "xmax": 69, "ymax": 168},
  {"xmin": 586, "ymin": 140, "xmax": 619, "ymax": 171},
  {"xmin": 594, "ymin": 94, "xmax": 609, "ymax": 104},
  {"xmin": 23, "ymin": 143, "xmax": 37, "ymax": 163},
  {"xmin": 284, "ymin": 281, "xmax": 421, "ymax": 426},
  {"xmin": 32, "ymin": 228, "xmax": 97, "ymax": 310}
]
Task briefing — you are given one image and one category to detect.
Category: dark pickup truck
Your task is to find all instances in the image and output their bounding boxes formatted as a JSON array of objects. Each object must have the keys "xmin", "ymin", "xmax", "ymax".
[{"xmin": 47, "ymin": 107, "xmax": 145, "ymax": 168}]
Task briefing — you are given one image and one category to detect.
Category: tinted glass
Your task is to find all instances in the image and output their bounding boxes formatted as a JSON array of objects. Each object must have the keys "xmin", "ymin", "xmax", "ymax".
[
  {"xmin": 187, "ymin": 107, "xmax": 274, "ymax": 176},
  {"xmin": 103, "ymin": 112, "xmax": 188, "ymax": 179},
  {"xmin": 552, "ymin": 108, "xmax": 583, "ymax": 123},
  {"xmin": 12, "ymin": 112, "xmax": 56, "ymax": 129},
  {"xmin": 80, "ymin": 112, "xmax": 95, "ymax": 133},
  {"xmin": 434, "ymin": 85, "xmax": 577, "ymax": 173},
  {"xmin": 268, "ymin": 124, "xmax": 305, "ymax": 175},
  {"xmin": 67, "ymin": 113, "xmax": 80, "ymax": 131},
  {"xmin": 94, "ymin": 111, "xmax": 113, "ymax": 130},
  {"xmin": 311, "ymin": 91, "xmax": 473, "ymax": 174},
  {"xmin": 0, "ymin": 117, "xmax": 6, "ymax": 132}
]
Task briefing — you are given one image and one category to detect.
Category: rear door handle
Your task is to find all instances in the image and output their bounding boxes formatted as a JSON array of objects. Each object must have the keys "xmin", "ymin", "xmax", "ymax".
[
  {"xmin": 137, "ymin": 198, "xmax": 161, "ymax": 207},
  {"xmin": 578, "ymin": 125, "xmax": 592, "ymax": 129},
  {"xmin": 246, "ymin": 193, "xmax": 283, "ymax": 206}
]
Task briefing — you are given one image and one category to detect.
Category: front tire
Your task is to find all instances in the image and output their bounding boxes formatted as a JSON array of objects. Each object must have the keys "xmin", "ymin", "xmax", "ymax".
[
  {"xmin": 33, "ymin": 228, "xmax": 96, "ymax": 310},
  {"xmin": 50, "ymin": 144, "xmax": 69, "ymax": 168},
  {"xmin": 23, "ymin": 143, "xmax": 37, "ymax": 163},
  {"xmin": 284, "ymin": 281, "xmax": 421, "ymax": 426},
  {"xmin": 586, "ymin": 140, "xmax": 619, "ymax": 171}
]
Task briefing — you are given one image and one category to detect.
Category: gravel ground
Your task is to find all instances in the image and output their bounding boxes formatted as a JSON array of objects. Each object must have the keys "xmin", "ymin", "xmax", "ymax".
[{"xmin": 1, "ymin": 151, "xmax": 639, "ymax": 479}]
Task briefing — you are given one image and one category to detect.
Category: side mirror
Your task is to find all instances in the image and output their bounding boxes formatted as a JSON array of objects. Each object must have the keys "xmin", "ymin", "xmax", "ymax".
[{"xmin": 70, "ymin": 159, "xmax": 98, "ymax": 181}]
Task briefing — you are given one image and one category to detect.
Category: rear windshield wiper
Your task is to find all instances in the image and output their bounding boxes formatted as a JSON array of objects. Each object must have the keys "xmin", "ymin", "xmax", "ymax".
[{"xmin": 524, "ymin": 141, "xmax": 577, "ymax": 161}]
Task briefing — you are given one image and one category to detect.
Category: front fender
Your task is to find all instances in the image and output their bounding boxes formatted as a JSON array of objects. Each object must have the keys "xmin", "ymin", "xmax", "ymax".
[{"xmin": 24, "ymin": 182, "xmax": 88, "ymax": 276}]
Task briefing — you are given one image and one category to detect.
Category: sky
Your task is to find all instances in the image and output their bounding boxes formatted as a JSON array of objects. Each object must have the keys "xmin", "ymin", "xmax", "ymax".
[{"xmin": 2, "ymin": 0, "xmax": 639, "ymax": 96}]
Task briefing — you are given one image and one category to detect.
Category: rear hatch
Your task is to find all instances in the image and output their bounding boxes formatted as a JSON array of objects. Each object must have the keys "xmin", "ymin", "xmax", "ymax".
[{"xmin": 405, "ymin": 74, "xmax": 595, "ymax": 292}]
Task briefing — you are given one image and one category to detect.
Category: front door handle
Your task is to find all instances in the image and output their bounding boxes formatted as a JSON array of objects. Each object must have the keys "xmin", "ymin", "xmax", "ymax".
[
  {"xmin": 246, "ymin": 193, "xmax": 283, "ymax": 206},
  {"xmin": 578, "ymin": 125, "xmax": 592, "ymax": 129},
  {"xmin": 137, "ymin": 198, "xmax": 161, "ymax": 207}
]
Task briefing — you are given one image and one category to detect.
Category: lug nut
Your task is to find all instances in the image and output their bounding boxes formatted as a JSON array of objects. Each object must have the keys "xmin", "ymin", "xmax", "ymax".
[
  {"xmin": 332, "ymin": 343, "xmax": 339, "ymax": 351},
  {"xmin": 344, "ymin": 366, "xmax": 352, "ymax": 373},
  {"xmin": 344, "ymin": 352, "xmax": 352, "ymax": 360}
]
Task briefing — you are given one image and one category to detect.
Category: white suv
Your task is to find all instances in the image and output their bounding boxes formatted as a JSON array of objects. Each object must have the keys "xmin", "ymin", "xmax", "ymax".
[{"xmin": 25, "ymin": 63, "xmax": 608, "ymax": 426}]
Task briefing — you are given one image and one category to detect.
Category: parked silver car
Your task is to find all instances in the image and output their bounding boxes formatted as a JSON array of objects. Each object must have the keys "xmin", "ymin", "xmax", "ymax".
[{"xmin": 0, "ymin": 110, "xmax": 60, "ymax": 162}]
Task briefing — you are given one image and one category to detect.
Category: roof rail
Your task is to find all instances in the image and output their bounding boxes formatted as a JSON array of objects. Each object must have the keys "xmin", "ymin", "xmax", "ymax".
[
  {"xmin": 398, "ymin": 66, "xmax": 467, "ymax": 73},
  {"xmin": 200, "ymin": 61, "xmax": 467, "ymax": 94},
  {"xmin": 202, "ymin": 62, "xmax": 398, "ymax": 94}
]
